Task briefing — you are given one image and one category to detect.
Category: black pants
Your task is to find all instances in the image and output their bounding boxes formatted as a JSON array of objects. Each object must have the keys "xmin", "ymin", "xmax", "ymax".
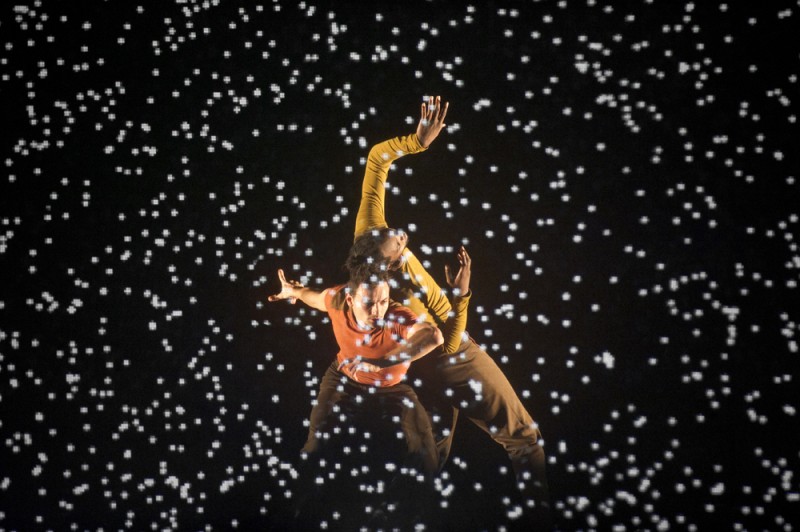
[
  {"xmin": 296, "ymin": 362, "xmax": 439, "ymax": 525},
  {"xmin": 302, "ymin": 362, "xmax": 438, "ymax": 474}
]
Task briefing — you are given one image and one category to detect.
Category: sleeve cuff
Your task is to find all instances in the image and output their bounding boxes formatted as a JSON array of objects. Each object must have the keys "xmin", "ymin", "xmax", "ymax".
[{"xmin": 409, "ymin": 133, "xmax": 428, "ymax": 153}]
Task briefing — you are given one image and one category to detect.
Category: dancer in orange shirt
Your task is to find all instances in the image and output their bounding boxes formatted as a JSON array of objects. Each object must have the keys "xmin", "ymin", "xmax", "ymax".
[{"xmin": 269, "ymin": 261, "xmax": 469, "ymax": 525}]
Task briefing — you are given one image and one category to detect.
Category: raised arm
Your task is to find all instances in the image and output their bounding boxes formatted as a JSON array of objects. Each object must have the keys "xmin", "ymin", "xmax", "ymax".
[
  {"xmin": 349, "ymin": 96, "xmax": 456, "ymax": 331},
  {"xmin": 440, "ymin": 246, "xmax": 472, "ymax": 353},
  {"xmin": 353, "ymin": 96, "xmax": 449, "ymax": 238},
  {"xmin": 353, "ymin": 134, "xmax": 426, "ymax": 236},
  {"xmin": 267, "ymin": 269, "xmax": 326, "ymax": 311}
]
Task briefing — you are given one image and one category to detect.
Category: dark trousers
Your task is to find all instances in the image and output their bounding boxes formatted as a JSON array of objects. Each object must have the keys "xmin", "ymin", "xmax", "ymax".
[
  {"xmin": 302, "ymin": 362, "xmax": 438, "ymax": 474},
  {"xmin": 296, "ymin": 362, "xmax": 439, "ymax": 525},
  {"xmin": 408, "ymin": 338, "xmax": 552, "ymax": 527}
]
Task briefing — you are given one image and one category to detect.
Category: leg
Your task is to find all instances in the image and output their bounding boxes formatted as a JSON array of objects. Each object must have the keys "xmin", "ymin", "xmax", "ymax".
[
  {"xmin": 390, "ymin": 383, "xmax": 439, "ymax": 476},
  {"xmin": 407, "ymin": 352, "xmax": 460, "ymax": 470},
  {"xmin": 294, "ymin": 363, "xmax": 351, "ymax": 522},
  {"xmin": 367, "ymin": 384, "xmax": 439, "ymax": 527},
  {"xmin": 301, "ymin": 362, "xmax": 350, "ymax": 457},
  {"xmin": 437, "ymin": 340, "xmax": 552, "ymax": 528}
]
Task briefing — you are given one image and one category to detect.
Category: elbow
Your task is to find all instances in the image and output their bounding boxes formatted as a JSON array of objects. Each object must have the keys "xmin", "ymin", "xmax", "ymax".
[
  {"xmin": 432, "ymin": 326, "xmax": 444, "ymax": 348},
  {"xmin": 409, "ymin": 323, "xmax": 444, "ymax": 352},
  {"xmin": 366, "ymin": 145, "xmax": 384, "ymax": 167}
]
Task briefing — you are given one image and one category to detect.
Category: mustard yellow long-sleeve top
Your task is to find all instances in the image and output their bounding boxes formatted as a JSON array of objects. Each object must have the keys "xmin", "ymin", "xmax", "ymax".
[{"xmin": 354, "ymin": 133, "xmax": 470, "ymax": 354}]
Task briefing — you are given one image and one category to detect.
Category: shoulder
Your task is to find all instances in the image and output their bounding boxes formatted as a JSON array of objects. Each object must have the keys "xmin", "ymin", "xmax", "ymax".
[
  {"xmin": 386, "ymin": 301, "xmax": 418, "ymax": 324},
  {"xmin": 401, "ymin": 249, "xmax": 423, "ymax": 273},
  {"xmin": 400, "ymin": 250, "xmax": 436, "ymax": 286},
  {"xmin": 326, "ymin": 284, "xmax": 348, "ymax": 311}
]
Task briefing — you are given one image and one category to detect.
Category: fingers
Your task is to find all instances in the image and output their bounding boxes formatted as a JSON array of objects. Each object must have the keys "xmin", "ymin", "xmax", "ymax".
[
  {"xmin": 428, "ymin": 96, "xmax": 445, "ymax": 122},
  {"xmin": 421, "ymin": 95, "xmax": 448, "ymax": 124},
  {"xmin": 445, "ymin": 247, "xmax": 470, "ymax": 290},
  {"xmin": 278, "ymin": 268, "xmax": 303, "ymax": 288},
  {"xmin": 268, "ymin": 269, "xmax": 285, "ymax": 302},
  {"xmin": 438, "ymin": 99, "xmax": 449, "ymax": 125},
  {"xmin": 269, "ymin": 268, "xmax": 301, "ymax": 303},
  {"xmin": 421, "ymin": 96, "xmax": 435, "ymax": 125},
  {"xmin": 459, "ymin": 246, "xmax": 471, "ymax": 267}
]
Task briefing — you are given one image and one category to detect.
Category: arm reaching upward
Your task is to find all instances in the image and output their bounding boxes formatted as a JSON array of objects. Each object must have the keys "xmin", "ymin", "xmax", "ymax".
[
  {"xmin": 354, "ymin": 96, "xmax": 449, "ymax": 238},
  {"xmin": 267, "ymin": 269, "xmax": 326, "ymax": 311},
  {"xmin": 350, "ymin": 96, "xmax": 457, "ymax": 334},
  {"xmin": 354, "ymin": 134, "xmax": 427, "ymax": 237},
  {"xmin": 441, "ymin": 246, "xmax": 472, "ymax": 353}
]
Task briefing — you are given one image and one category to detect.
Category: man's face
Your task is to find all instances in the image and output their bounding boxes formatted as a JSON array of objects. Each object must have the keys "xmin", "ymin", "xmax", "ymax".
[
  {"xmin": 347, "ymin": 282, "xmax": 390, "ymax": 329},
  {"xmin": 379, "ymin": 229, "xmax": 408, "ymax": 270}
]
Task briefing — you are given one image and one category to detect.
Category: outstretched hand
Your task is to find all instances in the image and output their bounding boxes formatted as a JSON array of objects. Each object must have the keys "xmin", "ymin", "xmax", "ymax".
[
  {"xmin": 416, "ymin": 95, "xmax": 449, "ymax": 148},
  {"xmin": 444, "ymin": 246, "xmax": 471, "ymax": 296},
  {"xmin": 267, "ymin": 269, "xmax": 303, "ymax": 304}
]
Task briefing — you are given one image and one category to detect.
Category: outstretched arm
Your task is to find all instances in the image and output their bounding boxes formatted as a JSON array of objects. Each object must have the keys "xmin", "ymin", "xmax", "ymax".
[
  {"xmin": 353, "ymin": 96, "xmax": 449, "ymax": 238},
  {"xmin": 267, "ymin": 269, "xmax": 326, "ymax": 311}
]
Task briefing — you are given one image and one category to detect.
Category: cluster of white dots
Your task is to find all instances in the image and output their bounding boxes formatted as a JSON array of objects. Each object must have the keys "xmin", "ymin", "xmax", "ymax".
[{"xmin": 1, "ymin": 0, "xmax": 798, "ymax": 529}]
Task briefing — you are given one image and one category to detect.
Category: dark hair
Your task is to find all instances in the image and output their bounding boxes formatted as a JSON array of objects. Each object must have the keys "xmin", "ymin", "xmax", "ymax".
[
  {"xmin": 345, "ymin": 229, "xmax": 392, "ymax": 282},
  {"xmin": 346, "ymin": 265, "xmax": 390, "ymax": 295}
]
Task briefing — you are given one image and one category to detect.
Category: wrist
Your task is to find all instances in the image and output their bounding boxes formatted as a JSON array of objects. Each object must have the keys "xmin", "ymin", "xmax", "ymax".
[{"xmin": 412, "ymin": 132, "xmax": 430, "ymax": 151}]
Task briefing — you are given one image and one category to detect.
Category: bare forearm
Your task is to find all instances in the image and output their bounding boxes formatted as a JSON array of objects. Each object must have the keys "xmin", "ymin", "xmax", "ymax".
[
  {"xmin": 374, "ymin": 324, "xmax": 444, "ymax": 368},
  {"xmin": 292, "ymin": 287, "xmax": 326, "ymax": 311}
]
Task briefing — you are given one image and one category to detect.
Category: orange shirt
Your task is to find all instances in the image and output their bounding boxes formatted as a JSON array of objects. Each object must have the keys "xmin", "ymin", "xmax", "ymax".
[{"xmin": 324, "ymin": 285, "xmax": 419, "ymax": 387}]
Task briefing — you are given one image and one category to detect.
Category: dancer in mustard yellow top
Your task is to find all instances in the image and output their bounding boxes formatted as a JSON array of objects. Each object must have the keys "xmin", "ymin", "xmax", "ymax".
[{"xmin": 346, "ymin": 96, "xmax": 552, "ymax": 527}]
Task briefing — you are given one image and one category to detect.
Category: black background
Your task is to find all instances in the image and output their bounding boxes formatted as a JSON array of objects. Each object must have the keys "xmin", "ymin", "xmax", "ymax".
[{"xmin": 1, "ymin": 0, "xmax": 798, "ymax": 529}]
